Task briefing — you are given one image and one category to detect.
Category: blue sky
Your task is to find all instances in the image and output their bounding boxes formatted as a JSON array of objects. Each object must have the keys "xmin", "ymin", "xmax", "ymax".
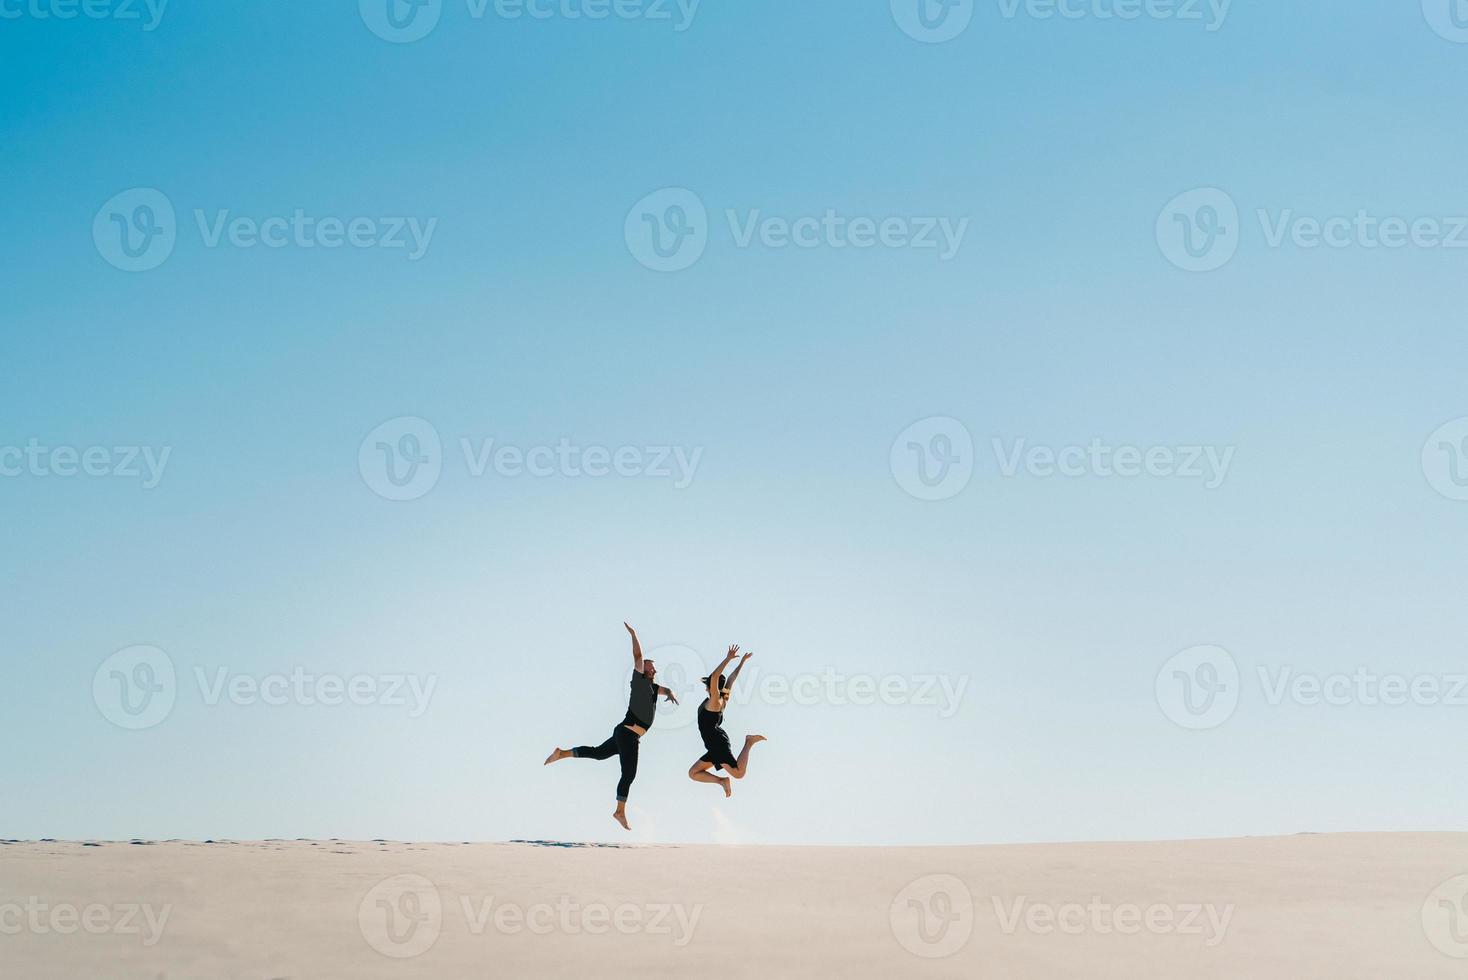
[{"xmin": 3, "ymin": 0, "xmax": 1468, "ymax": 845}]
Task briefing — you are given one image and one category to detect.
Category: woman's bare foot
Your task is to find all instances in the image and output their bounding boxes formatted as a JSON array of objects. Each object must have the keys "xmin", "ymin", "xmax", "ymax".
[
  {"xmin": 544, "ymin": 748, "xmax": 569, "ymax": 765},
  {"xmin": 719, "ymin": 776, "xmax": 732, "ymax": 798},
  {"xmin": 612, "ymin": 810, "xmax": 631, "ymax": 831},
  {"xmin": 746, "ymin": 734, "xmax": 767, "ymax": 746}
]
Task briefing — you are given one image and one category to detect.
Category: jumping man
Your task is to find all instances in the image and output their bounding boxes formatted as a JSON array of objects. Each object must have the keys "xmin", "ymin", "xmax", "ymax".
[{"xmin": 545, "ymin": 622, "xmax": 678, "ymax": 830}]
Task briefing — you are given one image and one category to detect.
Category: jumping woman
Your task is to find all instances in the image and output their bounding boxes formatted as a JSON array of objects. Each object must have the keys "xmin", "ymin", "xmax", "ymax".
[
  {"xmin": 689, "ymin": 645, "xmax": 766, "ymax": 797},
  {"xmin": 544, "ymin": 623, "xmax": 678, "ymax": 831}
]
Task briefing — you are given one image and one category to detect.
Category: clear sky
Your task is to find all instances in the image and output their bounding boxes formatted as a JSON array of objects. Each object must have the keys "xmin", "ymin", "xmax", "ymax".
[{"xmin": 3, "ymin": 0, "xmax": 1467, "ymax": 846}]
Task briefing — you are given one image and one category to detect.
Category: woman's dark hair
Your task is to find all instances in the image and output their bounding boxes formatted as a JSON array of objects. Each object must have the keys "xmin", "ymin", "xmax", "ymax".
[{"xmin": 701, "ymin": 675, "xmax": 731, "ymax": 693}]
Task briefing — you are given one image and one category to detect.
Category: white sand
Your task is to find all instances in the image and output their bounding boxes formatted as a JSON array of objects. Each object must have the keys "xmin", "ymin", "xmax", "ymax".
[{"xmin": 4, "ymin": 833, "xmax": 1467, "ymax": 978}]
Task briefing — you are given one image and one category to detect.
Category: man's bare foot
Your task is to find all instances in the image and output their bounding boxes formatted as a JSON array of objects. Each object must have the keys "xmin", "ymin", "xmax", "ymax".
[
  {"xmin": 544, "ymin": 748, "xmax": 569, "ymax": 765},
  {"xmin": 613, "ymin": 810, "xmax": 630, "ymax": 831},
  {"xmin": 746, "ymin": 734, "xmax": 767, "ymax": 746},
  {"xmin": 719, "ymin": 776, "xmax": 732, "ymax": 798}
]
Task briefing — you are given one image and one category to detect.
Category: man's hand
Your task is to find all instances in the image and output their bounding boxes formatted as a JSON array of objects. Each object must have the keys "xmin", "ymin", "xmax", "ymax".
[{"xmin": 663, "ymin": 688, "xmax": 679, "ymax": 705}]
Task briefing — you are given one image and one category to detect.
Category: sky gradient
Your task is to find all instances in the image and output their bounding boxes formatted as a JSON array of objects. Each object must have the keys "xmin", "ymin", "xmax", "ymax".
[{"xmin": 3, "ymin": 0, "xmax": 1468, "ymax": 846}]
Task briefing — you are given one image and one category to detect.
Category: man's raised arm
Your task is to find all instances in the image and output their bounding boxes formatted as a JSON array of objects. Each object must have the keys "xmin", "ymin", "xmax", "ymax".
[{"xmin": 624, "ymin": 622, "xmax": 643, "ymax": 670}]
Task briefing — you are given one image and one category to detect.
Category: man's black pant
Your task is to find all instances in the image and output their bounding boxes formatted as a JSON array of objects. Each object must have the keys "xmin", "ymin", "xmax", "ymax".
[{"xmin": 572, "ymin": 725, "xmax": 641, "ymax": 802}]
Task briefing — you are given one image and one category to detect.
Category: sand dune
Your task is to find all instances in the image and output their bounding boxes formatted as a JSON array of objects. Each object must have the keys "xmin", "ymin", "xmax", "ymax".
[{"xmin": 4, "ymin": 833, "xmax": 1467, "ymax": 978}]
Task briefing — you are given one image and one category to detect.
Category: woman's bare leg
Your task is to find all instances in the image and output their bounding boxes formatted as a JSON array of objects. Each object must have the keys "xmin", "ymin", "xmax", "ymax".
[
  {"xmin": 726, "ymin": 734, "xmax": 766, "ymax": 779},
  {"xmin": 688, "ymin": 761, "xmax": 732, "ymax": 797}
]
